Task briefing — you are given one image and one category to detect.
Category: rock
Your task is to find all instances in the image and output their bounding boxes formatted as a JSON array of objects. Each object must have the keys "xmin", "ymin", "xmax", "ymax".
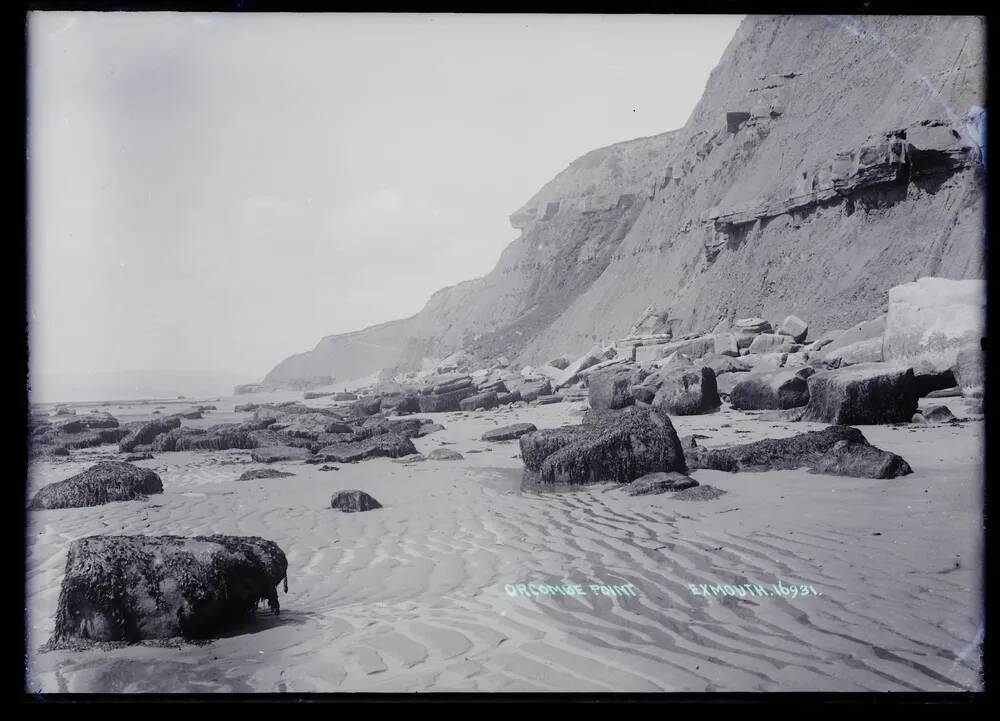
[
  {"xmin": 701, "ymin": 354, "xmax": 752, "ymax": 376},
  {"xmin": 349, "ymin": 396, "xmax": 383, "ymax": 418},
  {"xmin": 715, "ymin": 373, "xmax": 743, "ymax": 397},
  {"xmin": 238, "ymin": 468, "xmax": 295, "ymax": 481},
  {"xmin": 686, "ymin": 426, "xmax": 912, "ymax": 479},
  {"xmin": 414, "ymin": 422, "xmax": 445, "ymax": 437},
  {"xmin": 922, "ymin": 405, "xmax": 956, "ymax": 422},
  {"xmin": 417, "ymin": 386, "xmax": 478, "ymax": 412},
  {"xmin": 49, "ymin": 535, "xmax": 288, "ymax": 642},
  {"xmin": 517, "ymin": 378, "xmax": 553, "ymax": 403},
  {"xmin": 635, "ymin": 335, "xmax": 715, "ymax": 364},
  {"xmin": 482, "ymin": 423, "xmax": 538, "ymax": 442},
  {"xmin": 118, "ymin": 417, "xmax": 182, "ymax": 453},
  {"xmin": 548, "ymin": 355, "xmax": 572, "ymax": 370},
  {"xmin": 520, "ymin": 406, "xmax": 686, "ymax": 485},
  {"xmin": 651, "ymin": 366, "xmax": 720, "ymax": 415},
  {"xmin": 734, "ymin": 317, "xmax": 772, "ymax": 348},
  {"xmin": 392, "ymin": 454, "xmax": 426, "ymax": 464},
  {"xmin": 459, "ymin": 390, "xmax": 499, "ymax": 412},
  {"xmin": 883, "ymin": 277, "xmax": 985, "ymax": 373},
  {"xmin": 553, "ymin": 346, "xmax": 605, "ymax": 388},
  {"xmin": 713, "ymin": 333, "xmax": 740, "ymax": 357},
  {"xmin": 353, "ymin": 417, "xmax": 426, "ymax": 440},
  {"xmin": 730, "ymin": 368, "xmax": 813, "ymax": 410},
  {"xmin": 749, "ymin": 352, "xmax": 787, "ymax": 373},
  {"xmin": 823, "ymin": 315, "xmax": 887, "ymax": 358},
  {"xmin": 330, "ymin": 490, "xmax": 383, "ymax": 512},
  {"xmin": 497, "ymin": 391, "xmax": 522, "ymax": 406},
  {"xmin": 313, "ymin": 433, "xmax": 416, "ymax": 463},
  {"xmin": 30, "ymin": 461, "xmax": 163, "ymax": 510},
  {"xmin": 588, "ymin": 367, "xmax": 641, "ymax": 410},
  {"xmin": 534, "ymin": 394, "xmax": 564, "ymax": 405},
  {"xmin": 911, "ymin": 412, "xmax": 928, "ymax": 424},
  {"xmin": 825, "ymin": 337, "xmax": 884, "ymax": 365},
  {"xmin": 624, "ymin": 472, "xmax": 699, "ymax": 496},
  {"xmin": 748, "ymin": 333, "xmax": 796, "ymax": 355},
  {"xmin": 778, "ymin": 315, "xmax": 809, "ymax": 343},
  {"xmin": 952, "ymin": 342, "xmax": 984, "ymax": 398},
  {"xmin": 427, "ymin": 448, "xmax": 464, "ymax": 461},
  {"xmin": 123, "ymin": 452, "xmax": 154, "ymax": 462},
  {"xmin": 925, "ymin": 386, "xmax": 962, "ymax": 398},
  {"xmin": 802, "ymin": 363, "xmax": 918, "ymax": 424},
  {"xmin": 177, "ymin": 408, "xmax": 203, "ymax": 420},
  {"xmin": 334, "ymin": 392, "xmax": 357, "ymax": 401},
  {"xmin": 250, "ymin": 446, "xmax": 313, "ymax": 463},
  {"xmin": 672, "ymin": 485, "xmax": 728, "ymax": 501}
]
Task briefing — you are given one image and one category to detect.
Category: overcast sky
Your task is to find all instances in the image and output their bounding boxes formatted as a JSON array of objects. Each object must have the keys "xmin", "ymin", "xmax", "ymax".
[{"xmin": 28, "ymin": 12, "xmax": 743, "ymax": 383}]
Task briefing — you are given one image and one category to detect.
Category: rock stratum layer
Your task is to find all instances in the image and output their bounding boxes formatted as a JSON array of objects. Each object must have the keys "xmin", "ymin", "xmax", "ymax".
[{"xmin": 265, "ymin": 15, "xmax": 985, "ymax": 388}]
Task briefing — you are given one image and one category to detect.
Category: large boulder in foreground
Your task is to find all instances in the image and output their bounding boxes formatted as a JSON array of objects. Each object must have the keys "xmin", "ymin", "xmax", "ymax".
[
  {"xmin": 520, "ymin": 406, "xmax": 686, "ymax": 485},
  {"xmin": 883, "ymin": 277, "xmax": 985, "ymax": 373},
  {"xmin": 802, "ymin": 363, "xmax": 918, "ymax": 424},
  {"xmin": 49, "ymin": 535, "xmax": 288, "ymax": 643},
  {"xmin": 588, "ymin": 366, "xmax": 641, "ymax": 410},
  {"xmin": 482, "ymin": 423, "xmax": 537, "ymax": 442},
  {"xmin": 30, "ymin": 461, "xmax": 163, "ymax": 510},
  {"xmin": 651, "ymin": 366, "xmax": 720, "ymax": 415},
  {"xmin": 331, "ymin": 490, "xmax": 382, "ymax": 512},
  {"xmin": 686, "ymin": 426, "xmax": 912, "ymax": 479},
  {"xmin": 730, "ymin": 368, "xmax": 814, "ymax": 410}
]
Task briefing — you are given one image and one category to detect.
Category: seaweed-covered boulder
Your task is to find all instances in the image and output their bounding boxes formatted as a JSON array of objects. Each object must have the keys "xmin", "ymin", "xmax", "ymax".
[
  {"xmin": 730, "ymin": 368, "xmax": 813, "ymax": 410},
  {"xmin": 417, "ymin": 386, "xmax": 478, "ymax": 413},
  {"xmin": 349, "ymin": 396, "xmax": 383, "ymax": 418},
  {"xmin": 427, "ymin": 447, "xmax": 464, "ymax": 461},
  {"xmin": 313, "ymin": 433, "xmax": 416, "ymax": 463},
  {"xmin": 651, "ymin": 366, "xmax": 720, "ymax": 416},
  {"xmin": 118, "ymin": 417, "xmax": 182, "ymax": 453},
  {"xmin": 588, "ymin": 367, "xmax": 641, "ymax": 410},
  {"xmin": 459, "ymin": 390, "xmax": 499, "ymax": 412},
  {"xmin": 802, "ymin": 363, "xmax": 918, "ymax": 424},
  {"xmin": 49, "ymin": 535, "xmax": 288, "ymax": 642},
  {"xmin": 482, "ymin": 423, "xmax": 537, "ymax": 442},
  {"xmin": 624, "ymin": 472, "xmax": 699, "ymax": 496},
  {"xmin": 331, "ymin": 490, "xmax": 383, "ymax": 512},
  {"xmin": 521, "ymin": 406, "xmax": 686, "ymax": 485},
  {"xmin": 250, "ymin": 446, "xmax": 313, "ymax": 463},
  {"xmin": 237, "ymin": 468, "xmax": 295, "ymax": 481},
  {"xmin": 686, "ymin": 425, "xmax": 912, "ymax": 479},
  {"xmin": 30, "ymin": 461, "xmax": 163, "ymax": 510}
]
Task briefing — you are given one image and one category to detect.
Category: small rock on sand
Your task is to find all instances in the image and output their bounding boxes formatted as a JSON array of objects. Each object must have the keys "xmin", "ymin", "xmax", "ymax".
[
  {"xmin": 427, "ymin": 448, "xmax": 464, "ymax": 461},
  {"xmin": 672, "ymin": 485, "xmax": 728, "ymax": 501},
  {"xmin": 331, "ymin": 490, "xmax": 383, "ymax": 512}
]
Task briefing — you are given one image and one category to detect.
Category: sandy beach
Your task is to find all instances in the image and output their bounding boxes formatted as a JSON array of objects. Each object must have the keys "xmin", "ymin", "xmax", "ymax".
[{"xmin": 25, "ymin": 393, "xmax": 984, "ymax": 693}]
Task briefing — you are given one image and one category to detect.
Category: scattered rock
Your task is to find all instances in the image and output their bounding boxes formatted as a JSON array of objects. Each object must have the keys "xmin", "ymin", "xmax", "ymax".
[
  {"xmin": 624, "ymin": 471, "xmax": 699, "ymax": 496},
  {"xmin": 427, "ymin": 448, "xmax": 464, "ymax": 461},
  {"xmin": 482, "ymin": 423, "xmax": 538, "ymax": 442},
  {"xmin": 48, "ymin": 534, "xmax": 288, "ymax": 642},
  {"xmin": 516, "ymin": 378, "xmax": 553, "ymax": 403},
  {"xmin": 237, "ymin": 468, "xmax": 295, "ymax": 481},
  {"xmin": 685, "ymin": 425, "xmax": 912, "ymax": 479},
  {"xmin": 318, "ymin": 465, "xmax": 339, "ymax": 471},
  {"xmin": 250, "ymin": 446, "xmax": 314, "ymax": 463},
  {"xmin": 651, "ymin": 366, "xmax": 720, "ymax": 415},
  {"xmin": 748, "ymin": 333, "xmax": 797, "ymax": 355},
  {"xmin": 349, "ymin": 396, "xmax": 383, "ymax": 418},
  {"xmin": 417, "ymin": 386, "xmax": 478, "ymax": 412},
  {"xmin": 588, "ymin": 367, "xmax": 641, "ymax": 410},
  {"xmin": 802, "ymin": 363, "xmax": 918, "ymax": 424},
  {"xmin": 330, "ymin": 490, "xmax": 383, "ymax": 513},
  {"xmin": 118, "ymin": 417, "xmax": 182, "ymax": 453},
  {"xmin": 922, "ymin": 405, "xmax": 956, "ymax": 422},
  {"xmin": 778, "ymin": 315, "xmax": 809, "ymax": 343},
  {"xmin": 30, "ymin": 461, "xmax": 163, "ymax": 510},
  {"xmin": 313, "ymin": 433, "xmax": 417, "ymax": 463},
  {"xmin": 459, "ymin": 390, "xmax": 499, "ymax": 412},
  {"xmin": 713, "ymin": 332, "xmax": 740, "ymax": 357}
]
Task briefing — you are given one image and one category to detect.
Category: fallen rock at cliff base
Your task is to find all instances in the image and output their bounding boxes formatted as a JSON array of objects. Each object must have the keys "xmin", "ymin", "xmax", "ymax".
[
  {"xmin": 651, "ymin": 366, "xmax": 720, "ymax": 415},
  {"xmin": 802, "ymin": 363, "xmax": 918, "ymax": 424},
  {"xmin": 30, "ymin": 461, "xmax": 164, "ymax": 510},
  {"xmin": 685, "ymin": 426, "xmax": 912, "ymax": 479},
  {"xmin": 730, "ymin": 368, "xmax": 813, "ymax": 410},
  {"xmin": 48, "ymin": 535, "xmax": 288, "ymax": 643},
  {"xmin": 331, "ymin": 490, "xmax": 383, "ymax": 512},
  {"xmin": 588, "ymin": 366, "xmax": 642, "ymax": 410},
  {"xmin": 459, "ymin": 390, "xmax": 499, "ymax": 411},
  {"xmin": 778, "ymin": 315, "xmax": 809, "ymax": 343}
]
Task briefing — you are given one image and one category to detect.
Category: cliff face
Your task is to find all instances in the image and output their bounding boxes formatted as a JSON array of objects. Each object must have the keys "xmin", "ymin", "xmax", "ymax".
[{"xmin": 265, "ymin": 14, "xmax": 986, "ymax": 387}]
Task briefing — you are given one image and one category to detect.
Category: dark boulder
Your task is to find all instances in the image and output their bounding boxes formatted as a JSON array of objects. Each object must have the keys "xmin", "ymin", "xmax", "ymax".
[
  {"xmin": 49, "ymin": 535, "xmax": 288, "ymax": 642},
  {"xmin": 685, "ymin": 426, "xmax": 912, "ymax": 479},
  {"xmin": 521, "ymin": 406, "xmax": 686, "ymax": 485},
  {"xmin": 353, "ymin": 417, "xmax": 426, "ymax": 440},
  {"xmin": 237, "ymin": 468, "xmax": 295, "ymax": 481},
  {"xmin": 30, "ymin": 461, "xmax": 163, "ymax": 510},
  {"xmin": 730, "ymin": 368, "xmax": 813, "ymax": 410},
  {"xmin": 417, "ymin": 386, "xmax": 477, "ymax": 413},
  {"xmin": 459, "ymin": 390, "xmax": 499, "ymax": 412},
  {"xmin": 118, "ymin": 417, "xmax": 182, "ymax": 453},
  {"xmin": 651, "ymin": 366, "xmax": 720, "ymax": 415},
  {"xmin": 922, "ymin": 405, "xmax": 957, "ymax": 422},
  {"xmin": 497, "ymin": 391, "xmax": 522, "ymax": 406},
  {"xmin": 331, "ymin": 490, "xmax": 383, "ymax": 512},
  {"xmin": 748, "ymin": 333, "xmax": 797, "ymax": 355},
  {"xmin": 588, "ymin": 367, "xmax": 641, "ymax": 410},
  {"xmin": 482, "ymin": 423, "xmax": 537, "ymax": 442},
  {"xmin": 517, "ymin": 379, "xmax": 553, "ymax": 403},
  {"xmin": 313, "ymin": 433, "xmax": 416, "ymax": 463},
  {"xmin": 349, "ymin": 396, "xmax": 383, "ymax": 418},
  {"xmin": 624, "ymin": 472, "xmax": 699, "ymax": 496},
  {"xmin": 802, "ymin": 363, "xmax": 918, "ymax": 424}
]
